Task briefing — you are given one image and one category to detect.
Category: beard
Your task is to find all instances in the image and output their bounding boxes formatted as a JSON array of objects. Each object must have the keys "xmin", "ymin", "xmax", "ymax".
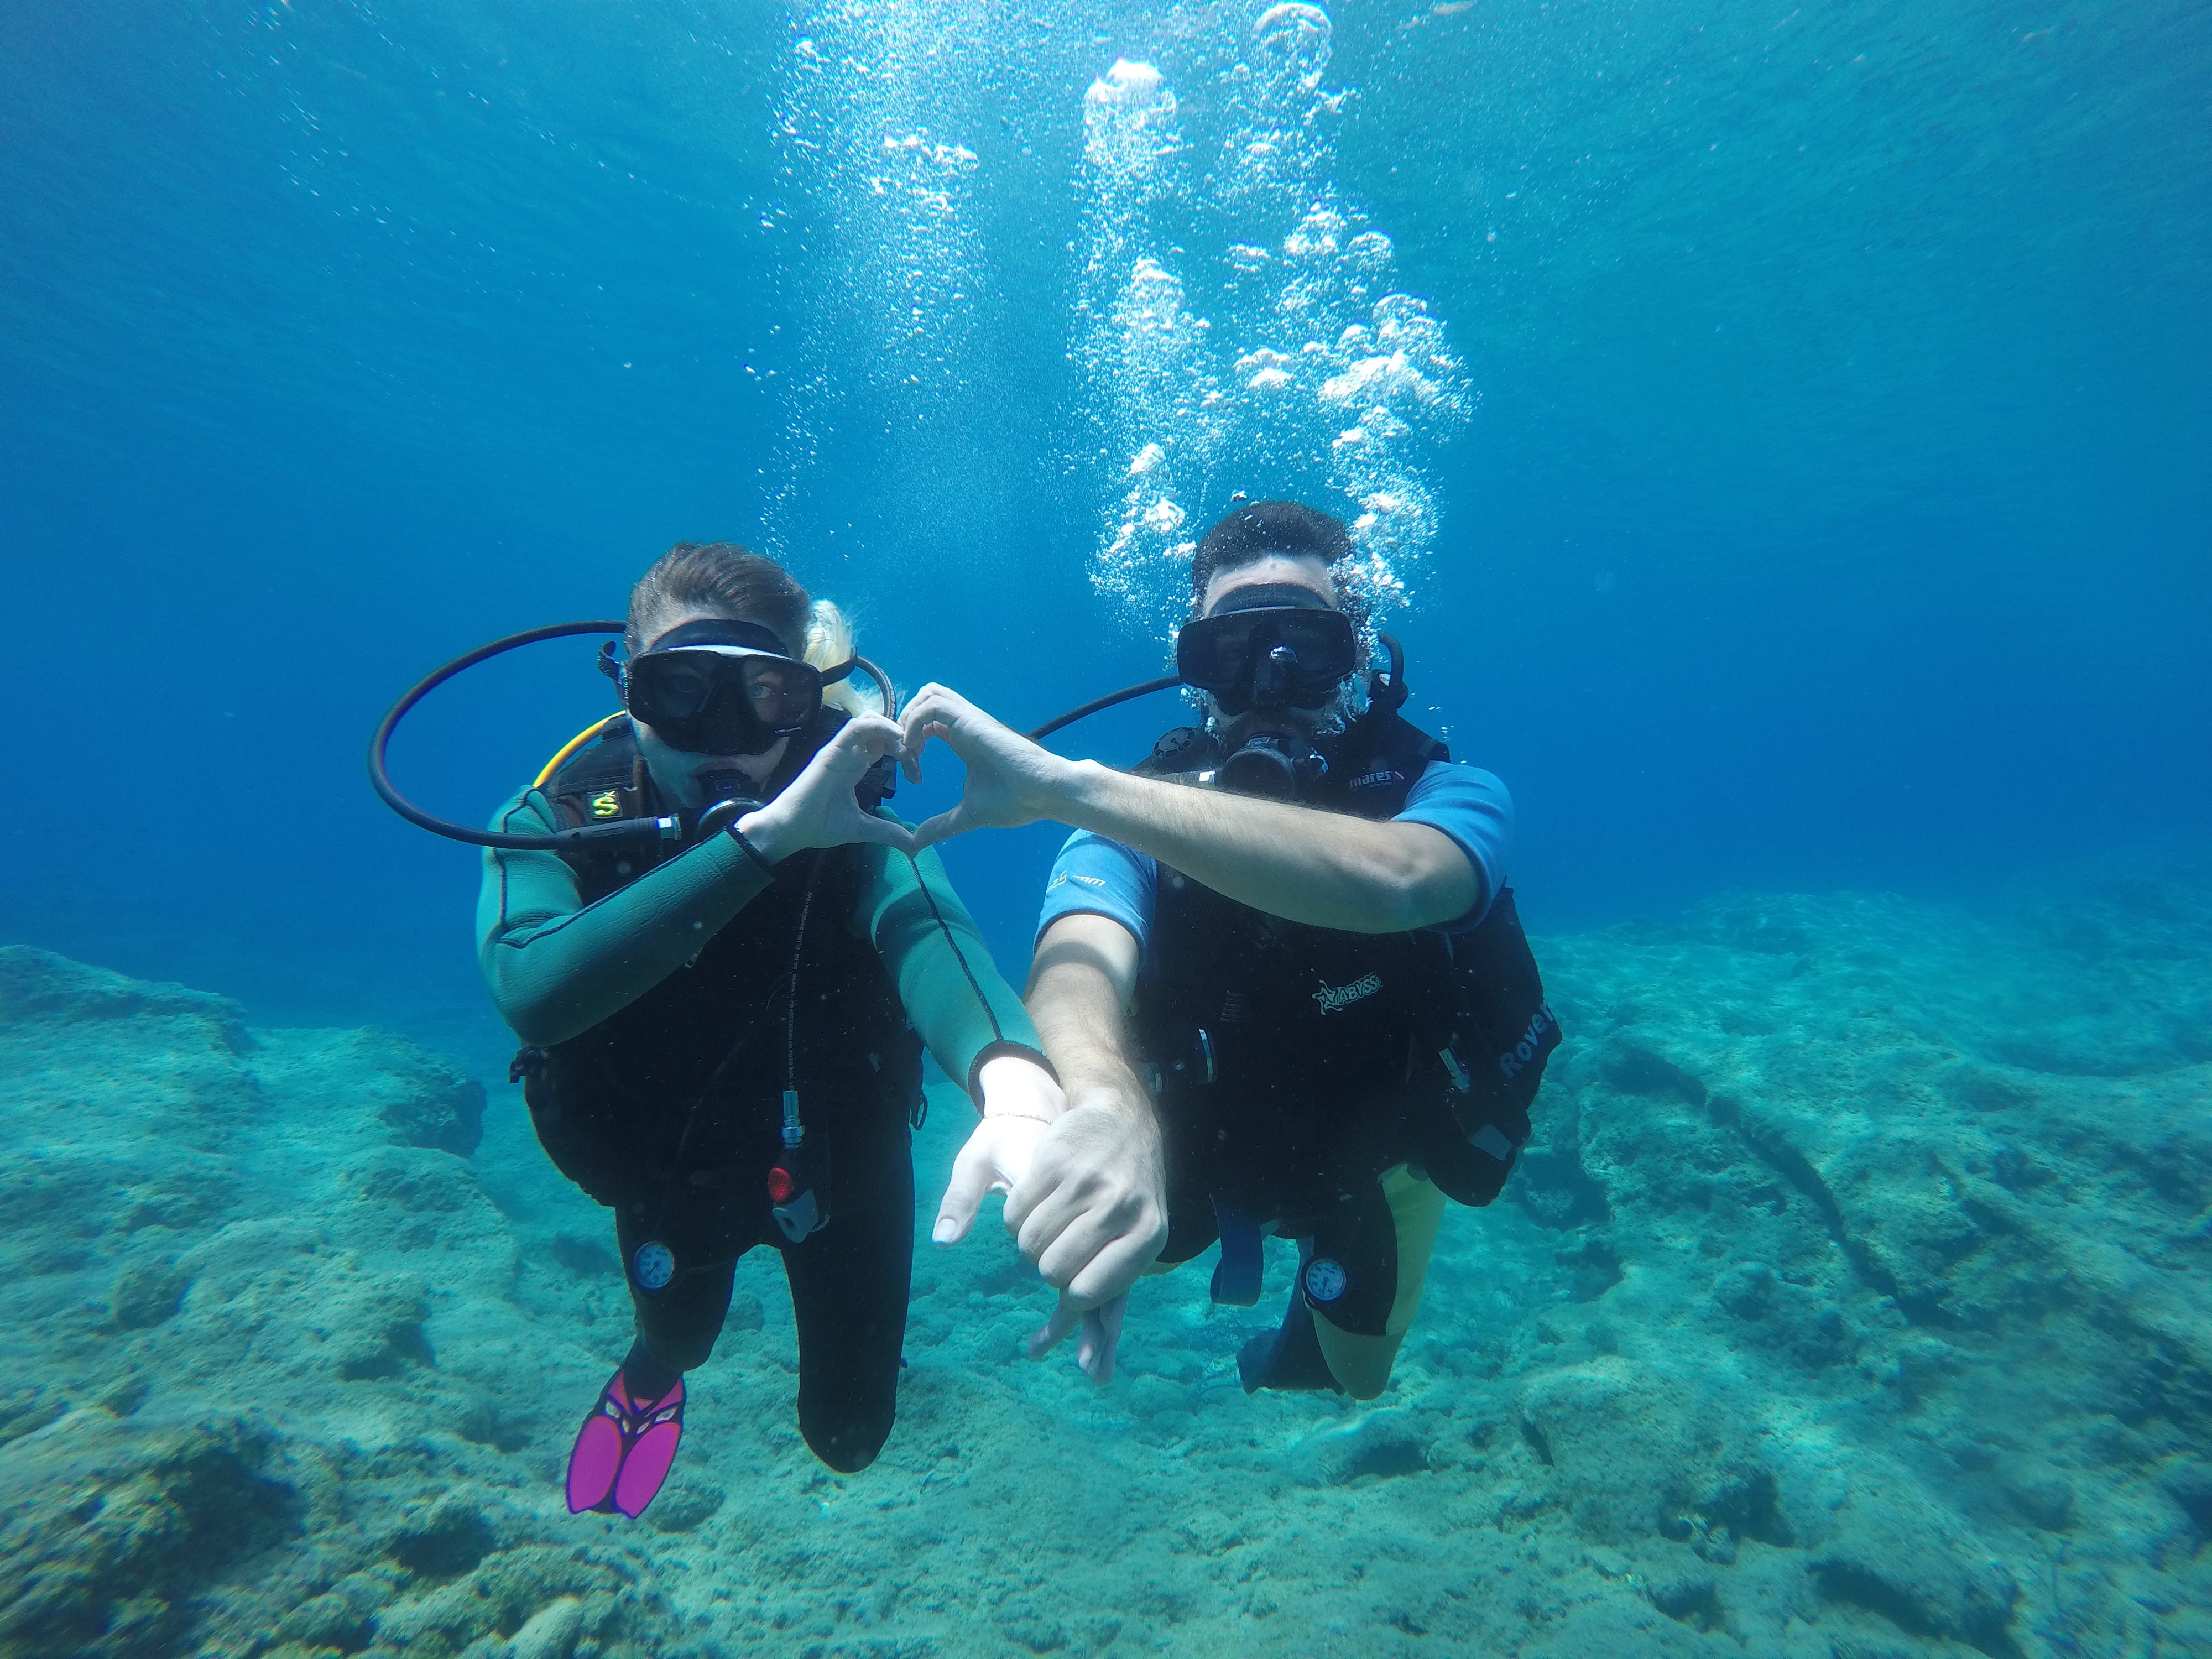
[{"xmin": 1199, "ymin": 670, "xmax": 1368, "ymax": 742}]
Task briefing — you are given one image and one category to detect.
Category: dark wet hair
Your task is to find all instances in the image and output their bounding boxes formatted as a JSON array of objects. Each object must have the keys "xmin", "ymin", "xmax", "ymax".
[
  {"xmin": 1190, "ymin": 501, "xmax": 1357, "ymax": 619},
  {"xmin": 627, "ymin": 541, "xmax": 811, "ymax": 656}
]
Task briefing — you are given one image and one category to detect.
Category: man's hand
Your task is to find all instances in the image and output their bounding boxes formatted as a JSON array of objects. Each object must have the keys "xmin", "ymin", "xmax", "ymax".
[
  {"xmin": 1028, "ymin": 1289, "xmax": 1125, "ymax": 1384},
  {"xmin": 933, "ymin": 1055, "xmax": 1143, "ymax": 1384},
  {"xmin": 738, "ymin": 714, "xmax": 915, "ymax": 858},
  {"xmin": 1004, "ymin": 1097, "xmax": 1167, "ymax": 1312},
  {"xmin": 1003, "ymin": 1096, "xmax": 1165, "ymax": 1386},
  {"xmin": 896, "ymin": 684, "xmax": 1080, "ymax": 851},
  {"xmin": 1004, "ymin": 913, "xmax": 1163, "ymax": 1386},
  {"xmin": 935, "ymin": 1114, "xmax": 1133, "ymax": 1385}
]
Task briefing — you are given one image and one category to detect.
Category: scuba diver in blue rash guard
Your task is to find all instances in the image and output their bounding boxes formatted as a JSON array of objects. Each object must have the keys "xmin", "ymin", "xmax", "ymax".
[{"xmin": 903, "ymin": 502, "xmax": 1560, "ymax": 1399}]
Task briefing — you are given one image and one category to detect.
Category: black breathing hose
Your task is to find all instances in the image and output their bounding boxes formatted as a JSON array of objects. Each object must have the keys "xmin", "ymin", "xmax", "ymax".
[
  {"xmin": 367, "ymin": 620, "xmax": 897, "ymax": 853},
  {"xmin": 367, "ymin": 621, "xmax": 666, "ymax": 852},
  {"xmin": 1024, "ymin": 675, "xmax": 1182, "ymax": 743}
]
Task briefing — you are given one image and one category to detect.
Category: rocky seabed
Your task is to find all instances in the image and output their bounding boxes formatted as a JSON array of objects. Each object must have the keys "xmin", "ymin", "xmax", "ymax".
[{"xmin": 2, "ymin": 872, "xmax": 2208, "ymax": 1657}]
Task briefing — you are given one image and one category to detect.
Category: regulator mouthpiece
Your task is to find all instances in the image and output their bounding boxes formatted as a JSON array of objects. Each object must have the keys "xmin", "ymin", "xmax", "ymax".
[{"xmin": 1214, "ymin": 723, "xmax": 1328, "ymax": 799}]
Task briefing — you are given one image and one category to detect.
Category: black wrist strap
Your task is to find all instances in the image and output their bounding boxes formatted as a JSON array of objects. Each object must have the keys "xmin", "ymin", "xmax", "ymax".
[
  {"xmin": 726, "ymin": 825, "xmax": 778, "ymax": 877},
  {"xmin": 966, "ymin": 1040, "xmax": 1058, "ymax": 1110}
]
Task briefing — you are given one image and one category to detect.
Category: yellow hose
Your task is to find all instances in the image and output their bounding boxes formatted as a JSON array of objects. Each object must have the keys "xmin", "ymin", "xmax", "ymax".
[{"xmin": 533, "ymin": 714, "xmax": 627, "ymax": 790}]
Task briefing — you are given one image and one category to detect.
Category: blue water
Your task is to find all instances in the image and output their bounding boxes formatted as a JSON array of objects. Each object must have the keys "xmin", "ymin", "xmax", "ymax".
[{"xmin": 4, "ymin": 0, "xmax": 2205, "ymax": 1042}]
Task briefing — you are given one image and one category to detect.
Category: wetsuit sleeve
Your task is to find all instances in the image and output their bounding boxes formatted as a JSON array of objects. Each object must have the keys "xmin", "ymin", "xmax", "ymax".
[
  {"xmin": 1396, "ymin": 761, "xmax": 1514, "ymax": 932},
  {"xmin": 854, "ymin": 828, "xmax": 1046, "ymax": 1102},
  {"xmin": 476, "ymin": 786, "xmax": 776, "ymax": 1046},
  {"xmin": 1035, "ymin": 830, "xmax": 1156, "ymax": 958}
]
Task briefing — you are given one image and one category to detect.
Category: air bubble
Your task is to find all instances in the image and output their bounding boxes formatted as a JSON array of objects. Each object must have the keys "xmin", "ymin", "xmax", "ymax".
[{"xmin": 1076, "ymin": 8, "xmax": 1469, "ymax": 638}]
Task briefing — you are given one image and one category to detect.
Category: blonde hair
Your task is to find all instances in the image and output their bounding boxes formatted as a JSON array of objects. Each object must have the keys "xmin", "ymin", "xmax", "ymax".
[{"xmin": 806, "ymin": 598, "xmax": 888, "ymax": 716}]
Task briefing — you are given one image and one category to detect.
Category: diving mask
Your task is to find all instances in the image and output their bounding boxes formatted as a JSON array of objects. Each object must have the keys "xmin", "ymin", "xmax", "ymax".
[
  {"xmin": 602, "ymin": 618, "xmax": 854, "ymax": 756},
  {"xmin": 1175, "ymin": 584, "xmax": 1358, "ymax": 717}
]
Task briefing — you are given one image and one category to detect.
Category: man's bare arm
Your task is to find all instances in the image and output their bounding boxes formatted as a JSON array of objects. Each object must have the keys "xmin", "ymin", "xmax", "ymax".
[
  {"xmin": 1004, "ymin": 912, "xmax": 1166, "ymax": 1311},
  {"xmin": 1026, "ymin": 911, "xmax": 1147, "ymax": 1120},
  {"xmin": 1056, "ymin": 761, "xmax": 1475, "ymax": 935},
  {"xmin": 896, "ymin": 681, "xmax": 1477, "ymax": 934}
]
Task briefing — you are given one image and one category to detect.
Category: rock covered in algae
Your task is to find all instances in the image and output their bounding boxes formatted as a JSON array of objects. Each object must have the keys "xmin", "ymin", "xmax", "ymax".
[
  {"xmin": 0, "ymin": 947, "xmax": 639, "ymax": 1659},
  {"xmin": 0, "ymin": 1409, "xmax": 291, "ymax": 1658}
]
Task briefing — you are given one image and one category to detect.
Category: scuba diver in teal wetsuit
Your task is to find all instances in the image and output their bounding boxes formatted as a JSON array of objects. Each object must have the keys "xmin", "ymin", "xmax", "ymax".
[
  {"xmin": 901, "ymin": 502, "xmax": 1561, "ymax": 1401},
  {"xmin": 472, "ymin": 542, "xmax": 1068, "ymax": 1514}
]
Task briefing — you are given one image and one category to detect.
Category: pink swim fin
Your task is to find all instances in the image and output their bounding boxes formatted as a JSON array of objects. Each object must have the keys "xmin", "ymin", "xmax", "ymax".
[{"xmin": 565, "ymin": 1366, "xmax": 685, "ymax": 1518}]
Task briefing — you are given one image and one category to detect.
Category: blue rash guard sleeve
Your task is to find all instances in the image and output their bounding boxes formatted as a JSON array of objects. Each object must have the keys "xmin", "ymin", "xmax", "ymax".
[
  {"xmin": 1396, "ymin": 760, "xmax": 1514, "ymax": 932},
  {"xmin": 1032, "ymin": 760, "xmax": 1511, "ymax": 948},
  {"xmin": 1036, "ymin": 830, "xmax": 1157, "ymax": 957}
]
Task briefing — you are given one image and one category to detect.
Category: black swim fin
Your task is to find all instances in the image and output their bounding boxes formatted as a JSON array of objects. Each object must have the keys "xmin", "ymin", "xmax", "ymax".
[{"xmin": 1237, "ymin": 1282, "xmax": 1344, "ymax": 1395}]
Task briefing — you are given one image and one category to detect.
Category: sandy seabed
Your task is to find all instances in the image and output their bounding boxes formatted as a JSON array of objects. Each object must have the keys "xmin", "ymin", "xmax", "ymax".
[{"xmin": 3, "ymin": 870, "xmax": 2208, "ymax": 1658}]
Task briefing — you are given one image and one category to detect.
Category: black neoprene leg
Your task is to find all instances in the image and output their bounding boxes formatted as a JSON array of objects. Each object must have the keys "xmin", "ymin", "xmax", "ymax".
[
  {"xmin": 620, "ymin": 1336, "xmax": 680, "ymax": 1400},
  {"xmin": 1239, "ymin": 1188, "xmax": 1402, "ymax": 1394},
  {"xmin": 781, "ymin": 1114, "xmax": 914, "ymax": 1473},
  {"xmin": 1238, "ymin": 1259, "xmax": 1343, "ymax": 1395},
  {"xmin": 614, "ymin": 1206, "xmax": 743, "ymax": 1374}
]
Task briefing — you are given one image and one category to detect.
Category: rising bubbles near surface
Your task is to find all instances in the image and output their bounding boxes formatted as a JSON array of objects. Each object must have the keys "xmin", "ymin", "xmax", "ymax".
[{"xmin": 1079, "ymin": 4, "xmax": 1469, "ymax": 639}]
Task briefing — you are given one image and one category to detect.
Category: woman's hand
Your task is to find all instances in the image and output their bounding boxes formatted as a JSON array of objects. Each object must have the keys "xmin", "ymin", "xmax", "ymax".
[
  {"xmin": 933, "ymin": 1054, "xmax": 1065, "ymax": 1249},
  {"xmin": 896, "ymin": 684, "xmax": 1081, "ymax": 851},
  {"xmin": 738, "ymin": 714, "xmax": 916, "ymax": 858},
  {"xmin": 933, "ymin": 1055, "xmax": 1130, "ymax": 1383}
]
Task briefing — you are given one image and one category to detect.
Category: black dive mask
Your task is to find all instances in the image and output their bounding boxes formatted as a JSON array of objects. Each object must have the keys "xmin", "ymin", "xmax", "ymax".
[
  {"xmin": 601, "ymin": 618, "xmax": 857, "ymax": 756},
  {"xmin": 1175, "ymin": 585, "xmax": 1358, "ymax": 718}
]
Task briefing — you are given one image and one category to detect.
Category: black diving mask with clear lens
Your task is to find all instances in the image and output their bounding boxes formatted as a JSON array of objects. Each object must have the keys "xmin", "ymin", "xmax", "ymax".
[
  {"xmin": 1175, "ymin": 591, "xmax": 1359, "ymax": 717},
  {"xmin": 601, "ymin": 618, "xmax": 856, "ymax": 757}
]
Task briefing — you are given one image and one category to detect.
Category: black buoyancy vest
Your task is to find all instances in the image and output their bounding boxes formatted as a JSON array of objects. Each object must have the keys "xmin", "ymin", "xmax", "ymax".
[
  {"xmin": 512, "ymin": 713, "xmax": 922, "ymax": 1214},
  {"xmin": 1133, "ymin": 710, "xmax": 1562, "ymax": 1214}
]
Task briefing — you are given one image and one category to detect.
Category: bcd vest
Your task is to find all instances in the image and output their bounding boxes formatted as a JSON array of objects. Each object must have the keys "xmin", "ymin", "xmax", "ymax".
[
  {"xmin": 1131, "ymin": 710, "xmax": 1561, "ymax": 1220},
  {"xmin": 509, "ymin": 712, "xmax": 924, "ymax": 1231}
]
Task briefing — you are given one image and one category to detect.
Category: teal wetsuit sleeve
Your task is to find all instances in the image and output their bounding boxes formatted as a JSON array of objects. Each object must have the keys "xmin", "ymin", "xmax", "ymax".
[
  {"xmin": 475, "ymin": 787, "xmax": 775, "ymax": 1046},
  {"xmin": 854, "ymin": 827, "xmax": 1044, "ymax": 1102}
]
